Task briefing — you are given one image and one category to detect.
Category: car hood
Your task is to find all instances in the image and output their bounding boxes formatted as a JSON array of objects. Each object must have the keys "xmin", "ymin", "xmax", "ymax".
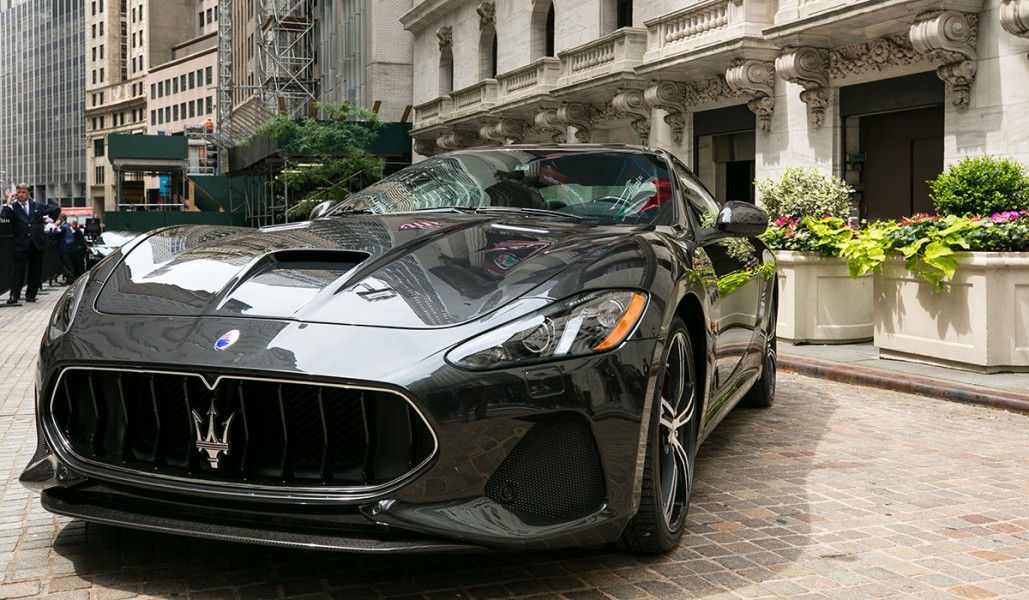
[{"xmin": 95, "ymin": 215, "xmax": 640, "ymax": 328}]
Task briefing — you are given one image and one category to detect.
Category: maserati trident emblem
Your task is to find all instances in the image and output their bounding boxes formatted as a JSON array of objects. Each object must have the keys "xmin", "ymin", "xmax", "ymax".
[
  {"xmin": 192, "ymin": 403, "xmax": 236, "ymax": 469},
  {"xmin": 214, "ymin": 329, "xmax": 240, "ymax": 350}
]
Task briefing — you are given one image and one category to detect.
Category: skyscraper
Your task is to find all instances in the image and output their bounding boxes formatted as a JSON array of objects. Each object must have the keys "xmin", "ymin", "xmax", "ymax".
[{"xmin": 0, "ymin": 0, "xmax": 85, "ymax": 207}]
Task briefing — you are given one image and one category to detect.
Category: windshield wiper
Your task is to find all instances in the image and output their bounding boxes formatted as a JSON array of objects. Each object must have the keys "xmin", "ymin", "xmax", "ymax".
[
  {"xmin": 412, "ymin": 206, "xmax": 479, "ymax": 214},
  {"xmin": 475, "ymin": 206, "xmax": 595, "ymax": 222}
]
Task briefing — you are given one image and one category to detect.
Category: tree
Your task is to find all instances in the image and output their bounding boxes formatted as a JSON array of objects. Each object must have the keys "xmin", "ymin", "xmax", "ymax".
[{"xmin": 253, "ymin": 102, "xmax": 386, "ymax": 221}]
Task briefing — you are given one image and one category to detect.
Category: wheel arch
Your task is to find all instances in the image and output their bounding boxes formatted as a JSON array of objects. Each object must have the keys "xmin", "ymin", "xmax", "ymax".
[{"xmin": 673, "ymin": 292, "xmax": 709, "ymax": 425}]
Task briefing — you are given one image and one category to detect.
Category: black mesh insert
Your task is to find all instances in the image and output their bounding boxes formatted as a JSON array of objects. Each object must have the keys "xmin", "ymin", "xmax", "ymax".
[
  {"xmin": 484, "ymin": 413, "xmax": 605, "ymax": 519},
  {"xmin": 49, "ymin": 369, "xmax": 434, "ymax": 489}
]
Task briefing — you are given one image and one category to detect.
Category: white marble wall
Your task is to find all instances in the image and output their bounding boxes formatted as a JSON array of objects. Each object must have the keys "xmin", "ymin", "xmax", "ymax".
[{"xmin": 947, "ymin": 0, "xmax": 1029, "ymax": 167}]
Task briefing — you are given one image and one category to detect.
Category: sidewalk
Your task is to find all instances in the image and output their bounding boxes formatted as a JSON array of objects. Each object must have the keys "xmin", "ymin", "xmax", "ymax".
[
  {"xmin": 780, "ymin": 341, "xmax": 1029, "ymax": 415},
  {"xmin": 4, "ymin": 280, "xmax": 1028, "ymax": 416}
]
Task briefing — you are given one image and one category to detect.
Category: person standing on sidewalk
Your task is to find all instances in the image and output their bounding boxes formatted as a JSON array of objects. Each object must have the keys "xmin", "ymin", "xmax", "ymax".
[
  {"xmin": 1, "ymin": 184, "xmax": 61, "ymax": 303},
  {"xmin": 52, "ymin": 217, "xmax": 86, "ymax": 284}
]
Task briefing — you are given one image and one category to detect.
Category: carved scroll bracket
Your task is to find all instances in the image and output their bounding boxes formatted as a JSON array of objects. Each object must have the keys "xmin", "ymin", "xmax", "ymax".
[
  {"xmin": 645, "ymin": 80, "xmax": 688, "ymax": 144},
  {"xmin": 775, "ymin": 47, "xmax": 830, "ymax": 128},
  {"xmin": 480, "ymin": 118, "xmax": 527, "ymax": 144},
  {"xmin": 436, "ymin": 129, "xmax": 477, "ymax": 151},
  {"xmin": 911, "ymin": 11, "xmax": 978, "ymax": 108},
  {"xmin": 413, "ymin": 138, "xmax": 439, "ymax": 157},
  {"xmin": 533, "ymin": 108, "xmax": 567, "ymax": 143},
  {"xmin": 557, "ymin": 102, "xmax": 599, "ymax": 143},
  {"xmin": 726, "ymin": 60, "xmax": 775, "ymax": 133},
  {"xmin": 612, "ymin": 88, "xmax": 652, "ymax": 145}
]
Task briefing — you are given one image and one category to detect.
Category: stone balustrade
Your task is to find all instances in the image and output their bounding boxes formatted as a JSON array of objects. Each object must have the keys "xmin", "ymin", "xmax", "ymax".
[
  {"xmin": 557, "ymin": 28, "xmax": 647, "ymax": 89},
  {"xmin": 644, "ymin": 0, "xmax": 774, "ymax": 66},
  {"xmin": 497, "ymin": 58, "xmax": 560, "ymax": 100},
  {"xmin": 449, "ymin": 80, "xmax": 499, "ymax": 117}
]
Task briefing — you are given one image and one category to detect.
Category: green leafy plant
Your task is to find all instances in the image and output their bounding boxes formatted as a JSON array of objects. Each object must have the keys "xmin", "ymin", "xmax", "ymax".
[
  {"xmin": 760, "ymin": 216, "xmax": 858, "ymax": 257},
  {"xmin": 841, "ymin": 211, "xmax": 1029, "ymax": 290},
  {"xmin": 929, "ymin": 155, "xmax": 1029, "ymax": 216},
  {"xmin": 756, "ymin": 166, "xmax": 854, "ymax": 221}
]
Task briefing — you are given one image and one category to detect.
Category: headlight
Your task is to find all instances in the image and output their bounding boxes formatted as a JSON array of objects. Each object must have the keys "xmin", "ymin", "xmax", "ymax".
[
  {"xmin": 447, "ymin": 290, "xmax": 648, "ymax": 370},
  {"xmin": 44, "ymin": 275, "xmax": 89, "ymax": 345}
]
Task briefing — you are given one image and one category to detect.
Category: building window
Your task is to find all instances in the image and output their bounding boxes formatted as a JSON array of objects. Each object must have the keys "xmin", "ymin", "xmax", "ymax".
[
  {"xmin": 199, "ymin": 11, "xmax": 204, "ymax": 27},
  {"xmin": 100, "ymin": 68, "xmax": 104, "ymax": 82},
  {"xmin": 480, "ymin": 26, "xmax": 497, "ymax": 80},
  {"xmin": 205, "ymin": 66, "xmax": 212, "ymax": 86},
  {"xmin": 173, "ymin": 105, "xmax": 179, "ymax": 121},
  {"xmin": 189, "ymin": 101, "xmax": 195, "ymax": 118},
  {"xmin": 92, "ymin": 47, "xmax": 96, "ymax": 61},
  {"xmin": 165, "ymin": 106, "xmax": 171, "ymax": 122},
  {"xmin": 158, "ymin": 110, "xmax": 163, "ymax": 124},
  {"xmin": 95, "ymin": 165, "xmax": 105, "ymax": 185},
  {"xmin": 91, "ymin": 24, "xmax": 96, "ymax": 38},
  {"xmin": 151, "ymin": 83, "xmax": 156, "ymax": 99},
  {"xmin": 616, "ymin": 0, "xmax": 632, "ymax": 28},
  {"xmin": 206, "ymin": 96, "xmax": 213, "ymax": 114},
  {"xmin": 91, "ymin": 70, "xmax": 96, "ymax": 84},
  {"xmin": 99, "ymin": 22, "xmax": 104, "ymax": 35},
  {"xmin": 151, "ymin": 110, "xmax": 156, "ymax": 125},
  {"xmin": 439, "ymin": 46, "xmax": 454, "ymax": 95},
  {"xmin": 189, "ymin": 72, "xmax": 194, "ymax": 89},
  {"xmin": 91, "ymin": 1, "xmax": 96, "ymax": 15},
  {"xmin": 180, "ymin": 74, "xmax": 187, "ymax": 90},
  {"xmin": 94, "ymin": 138, "xmax": 104, "ymax": 156},
  {"xmin": 531, "ymin": 1, "xmax": 556, "ymax": 60},
  {"xmin": 173, "ymin": 78, "xmax": 178, "ymax": 93},
  {"xmin": 100, "ymin": 45, "xmax": 104, "ymax": 59}
]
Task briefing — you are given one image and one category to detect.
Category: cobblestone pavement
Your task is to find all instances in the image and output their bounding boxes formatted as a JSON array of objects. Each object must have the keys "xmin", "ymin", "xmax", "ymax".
[{"xmin": 2, "ymin": 285, "xmax": 1029, "ymax": 599}]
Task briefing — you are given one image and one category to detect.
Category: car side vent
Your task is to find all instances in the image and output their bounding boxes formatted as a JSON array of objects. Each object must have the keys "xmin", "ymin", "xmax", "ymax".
[{"xmin": 485, "ymin": 413, "xmax": 605, "ymax": 520}]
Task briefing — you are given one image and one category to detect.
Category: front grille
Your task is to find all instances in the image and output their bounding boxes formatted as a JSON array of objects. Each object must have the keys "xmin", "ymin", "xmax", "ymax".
[{"xmin": 49, "ymin": 368, "xmax": 437, "ymax": 491}]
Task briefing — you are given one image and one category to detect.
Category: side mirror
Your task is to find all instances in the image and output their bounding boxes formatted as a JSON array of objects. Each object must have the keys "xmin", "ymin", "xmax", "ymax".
[
  {"xmin": 308, "ymin": 200, "xmax": 336, "ymax": 220},
  {"xmin": 716, "ymin": 201, "xmax": 768, "ymax": 236}
]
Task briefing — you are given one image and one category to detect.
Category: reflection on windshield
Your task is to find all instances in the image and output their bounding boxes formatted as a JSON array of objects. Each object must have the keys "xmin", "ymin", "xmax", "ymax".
[{"xmin": 330, "ymin": 149, "xmax": 674, "ymax": 226}]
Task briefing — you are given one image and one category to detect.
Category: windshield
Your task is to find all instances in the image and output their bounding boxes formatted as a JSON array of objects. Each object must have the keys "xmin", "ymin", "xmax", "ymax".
[{"xmin": 329, "ymin": 149, "xmax": 674, "ymax": 226}]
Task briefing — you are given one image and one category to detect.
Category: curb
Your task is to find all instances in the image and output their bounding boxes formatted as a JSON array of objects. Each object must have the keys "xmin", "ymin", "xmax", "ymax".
[{"xmin": 779, "ymin": 354, "xmax": 1029, "ymax": 416}]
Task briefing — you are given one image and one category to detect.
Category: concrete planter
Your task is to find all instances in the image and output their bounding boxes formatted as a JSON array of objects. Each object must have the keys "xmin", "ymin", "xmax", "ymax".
[
  {"xmin": 874, "ymin": 253, "xmax": 1029, "ymax": 373},
  {"xmin": 775, "ymin": 251, "xmax": 874, "ymax": 344}
]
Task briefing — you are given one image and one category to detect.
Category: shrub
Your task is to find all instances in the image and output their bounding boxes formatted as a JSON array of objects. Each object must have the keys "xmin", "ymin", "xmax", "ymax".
[
  {"xmin": 755, "ymin": 166, "xmax": 853, "ymax": 221},
  {"xmin": 929, "ymin": 155, "xmax": 1029, "ymax": 216}
]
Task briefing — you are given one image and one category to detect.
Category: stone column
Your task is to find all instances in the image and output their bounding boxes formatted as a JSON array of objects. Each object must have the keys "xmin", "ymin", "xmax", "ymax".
[{"xmin": 644, "ymin": 80, "xmax": 692, "ymax": 164}]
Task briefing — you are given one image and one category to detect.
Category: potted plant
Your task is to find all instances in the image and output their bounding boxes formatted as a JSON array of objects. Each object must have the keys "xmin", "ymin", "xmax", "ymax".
[
  {"xmin": 757, "ymin": 167, "xmax": 872, "ymax": 344},
  {"xmin": 843, "ymin": 155, "xmax": 1029, "ymax": 372}
]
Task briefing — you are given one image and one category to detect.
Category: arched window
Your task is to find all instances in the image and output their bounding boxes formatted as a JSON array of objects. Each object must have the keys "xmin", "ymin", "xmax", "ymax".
[
  {"xmin": 439, "ymin": 46, "xmax": 454, "ymax": 94},
  {"xmin": 531, "ymin": 1, "xmax": 556, "ymax": 60},
  {"xmin": 480, "ymin": 26, "xmax": 498, "ymax": 79},
  {"xmin": 617, "ymin": 0, "xmax": 632, "ymax": 28}
]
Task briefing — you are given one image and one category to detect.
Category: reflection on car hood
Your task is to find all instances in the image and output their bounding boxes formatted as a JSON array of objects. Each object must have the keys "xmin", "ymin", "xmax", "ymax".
[{"xmin": 96, "ymin": 215, "xmax": 637, "ymax": 328}]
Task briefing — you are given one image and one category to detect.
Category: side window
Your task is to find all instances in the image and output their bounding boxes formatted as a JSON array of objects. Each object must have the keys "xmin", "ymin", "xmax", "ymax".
[{"xmin": 672, "ymin": 159, "xmax": 720, "ymax": 229}]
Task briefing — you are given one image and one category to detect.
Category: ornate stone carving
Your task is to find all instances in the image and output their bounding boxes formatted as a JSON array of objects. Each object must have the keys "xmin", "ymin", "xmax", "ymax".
[
  {"xmin": 828, "ymin": 35, "xmax": 924, "ymax": 80},
  {"xmin": 477, "ymin": 2, "xmax": 495, "ymax": 28},
  {"xmin": 436, "ymin": 129, "xmax": 476, "ymax": 150},
  {"xmin": 533, "ymin": 108, "xmax": 567, "ymax": 143},
  {"xmin": 612, "ymin": 88, "xmax": 651, "ymax": 145},
  {"xmin": 726, "ymin": 60, "xmax": 775, "ymax": 132},
  {"xmin": 436, "ymin": 26, "xmax": 453, "ymax": 51},
  {"xmin": 1002, "ymin": 0, "xmax": 1029, "ymax": 38},
  {"xmin": 413, "ymin": 138, "xmax": 438, "ymax": 157},
  {"xmin": 645, "ymin": 80, "xmax": 688, "ymax": 144},
  {"xmin": 775, "ymin": 47, "xmax": 831, "ymax": 128},
  {"xmin": 480, "ymin": 118, "xmax": 526, "ymax": 144},
  {"xmin": 683, "ymin": 76, "xmax": 741, "ymax": 107},
  {"xmin": 911, "ymin": 11, "xmax": 978, "ymax": 108},
  {"xmin": 557, "ymin": 102, "xmax": 599, "ymax": 143}
]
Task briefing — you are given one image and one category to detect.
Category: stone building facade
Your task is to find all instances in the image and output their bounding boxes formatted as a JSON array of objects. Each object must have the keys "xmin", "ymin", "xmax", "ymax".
[{"xmin": 403, "ymin": 0, "xmax": 1029, "ymax": 220}]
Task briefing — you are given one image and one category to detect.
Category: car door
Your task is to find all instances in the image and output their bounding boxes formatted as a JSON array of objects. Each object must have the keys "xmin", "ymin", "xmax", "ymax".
[{"xmin": 671, "ymin": 160, "xmax": 764, "ymax": 414}]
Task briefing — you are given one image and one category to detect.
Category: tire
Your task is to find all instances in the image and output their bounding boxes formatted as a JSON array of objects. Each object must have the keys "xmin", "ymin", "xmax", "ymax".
[
  {"xmin": 742, "ymin": 302, "xmax": 777, "ymax": 408},
  {"xmin": 620, "ymin": 319, "xmax": 699, "ymax": 553}
]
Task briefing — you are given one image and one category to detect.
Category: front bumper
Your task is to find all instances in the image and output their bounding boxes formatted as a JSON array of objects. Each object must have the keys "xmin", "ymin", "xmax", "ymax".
[{"xmin": 23, "ymin": 322, "xmax": 660, "ymax": 551}]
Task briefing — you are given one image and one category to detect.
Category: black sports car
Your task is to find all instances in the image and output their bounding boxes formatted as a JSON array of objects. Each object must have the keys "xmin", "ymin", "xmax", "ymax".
[{"xmin": 21, "ymin": 145, "xmax": 777, "ymax": 553}]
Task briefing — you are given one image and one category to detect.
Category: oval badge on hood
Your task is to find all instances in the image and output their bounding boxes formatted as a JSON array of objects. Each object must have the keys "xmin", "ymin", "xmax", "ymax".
[{"xmin": 214, "ymin": 330, "xmax": 240, "ymax": 351}]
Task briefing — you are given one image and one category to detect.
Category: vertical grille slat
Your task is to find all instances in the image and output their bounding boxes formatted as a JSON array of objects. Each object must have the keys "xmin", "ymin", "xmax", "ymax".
[
  {"xmin": 116, "ymin": 373, "xmax": 132, "ymax": 462},
  {"xmin": 318, "ymin": 388, "xmax": 330, "ymax": 481},
  {"xmin": 87, "ymin": 373, "xmax": 103, "ymax": 457},
  {"xmin": 148, "ymin": 374, "xmax": 163, "ymax": 466},
  {"xmin": 48, "ymin": 368, "xmax": 435, "ymax": 490},
  {"xmin": 278, "ymin": 384, "xmax": 290, "ymax": 481}
]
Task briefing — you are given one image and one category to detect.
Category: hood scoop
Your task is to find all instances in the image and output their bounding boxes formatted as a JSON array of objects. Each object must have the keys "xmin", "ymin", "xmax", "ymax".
[{"xmin": 216, "ymin": 249, "xmax": 368, "ymax": 317}]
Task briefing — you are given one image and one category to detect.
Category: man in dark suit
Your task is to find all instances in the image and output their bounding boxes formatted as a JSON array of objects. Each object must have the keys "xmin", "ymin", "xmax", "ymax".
[{"xmin": 1, "ymin": 184, "xmax": 62, "ymax": 303}]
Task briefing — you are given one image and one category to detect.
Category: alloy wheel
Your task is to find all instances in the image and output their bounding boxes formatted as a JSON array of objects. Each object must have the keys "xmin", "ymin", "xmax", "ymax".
[{"xmin": 657, "ymin": 331, "xmax": 695, "ymax": 530}]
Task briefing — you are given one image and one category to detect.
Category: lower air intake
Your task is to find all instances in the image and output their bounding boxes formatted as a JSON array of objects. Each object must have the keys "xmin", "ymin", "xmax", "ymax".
[{"xmin": 484, "ymin": 413, "xmax": 605, "ymax": 519}]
